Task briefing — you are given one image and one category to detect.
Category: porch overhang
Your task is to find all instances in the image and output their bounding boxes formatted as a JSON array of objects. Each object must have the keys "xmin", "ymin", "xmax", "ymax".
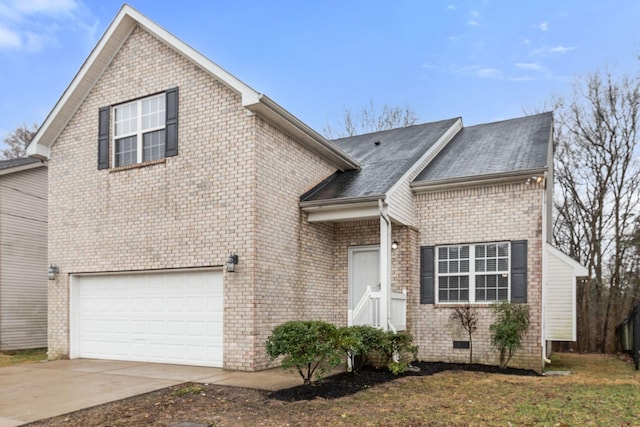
[{"xmin": 300, "ymin": 196, "xmax": 410, "ymax": 225}]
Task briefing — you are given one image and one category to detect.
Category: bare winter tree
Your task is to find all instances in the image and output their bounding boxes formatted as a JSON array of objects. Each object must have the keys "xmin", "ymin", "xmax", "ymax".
[
  {"xmin": 552, "ymin": 69, "xmax": 640, "ymax": 352},
  {"xmin": 1, "ymin": 123, "xmax": 38, "ymax": 160},
  {"xmin": 323, "ymin": 101, "xmax": 418, "ymax": 139}
]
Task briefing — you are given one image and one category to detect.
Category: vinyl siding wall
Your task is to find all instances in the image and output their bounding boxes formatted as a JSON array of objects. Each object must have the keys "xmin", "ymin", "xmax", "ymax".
[
  {"xmin": 0, "ymin": 166, "xmax": 48, "ymax": 350},
  {"xmin": 545, "ymin": 247, "xmax": 577, "ymax": 341}
]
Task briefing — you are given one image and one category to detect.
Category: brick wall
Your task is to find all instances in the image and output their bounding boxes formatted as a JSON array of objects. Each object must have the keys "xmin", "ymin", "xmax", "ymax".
[
  {"xmin": 46, "ymin": 25, "xmax": 338, "ymax": 371},
  {"xmin": 412, "ymin": 181, "xmax": 545, "ymax": 372}
]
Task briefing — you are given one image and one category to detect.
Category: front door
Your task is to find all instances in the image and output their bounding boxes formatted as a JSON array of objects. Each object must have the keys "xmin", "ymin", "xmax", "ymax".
[{"xmin": 349, "ymin": 246, "xmax": 380, "ymax": 311}]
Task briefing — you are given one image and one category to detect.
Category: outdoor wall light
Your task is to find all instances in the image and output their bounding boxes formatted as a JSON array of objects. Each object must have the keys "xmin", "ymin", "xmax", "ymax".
[
  {"xmin": 526, "ymin": 175, "xmax": 544, "ymax": 185},
  {"xmin": 226, "ymin": 253, "xmax": 238, "ymax": 273},
  {"xmin": 48, "ymin": 265, "xmax": 59, "ymax": 281},
  {"xmin": 391, "ymin": 241, "xmax": 399, "ymax": 250}
]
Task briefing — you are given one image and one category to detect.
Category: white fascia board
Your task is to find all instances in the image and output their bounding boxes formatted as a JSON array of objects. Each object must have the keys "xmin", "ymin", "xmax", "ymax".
[
  {"xmin": 244, "ymin": 96, "xmax": 360, "ymax": 171},
  {"xmin": 304, "ymin": 200, "xmax": 380, "ymax": 222},
  {"xmin": 0, "ymin": 161, "xmax": 46, "ymax": 176},
  {"xmin": 26, "ymin": 142, "xmax": 50, "ymax": 160},
  {"xmin": 411, "ymin": 168, "xmax": 548, "ymax": 193},
  {"xmin": 546, "ymin": 244, "xmax": 588, "ymax": 277}
]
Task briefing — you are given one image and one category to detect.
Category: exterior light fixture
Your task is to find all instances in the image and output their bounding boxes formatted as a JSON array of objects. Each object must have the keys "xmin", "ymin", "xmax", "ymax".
[
  {"xmin": 226, "ymin": 253, "xmax": 238, "ymax": 273},
  {"xmin": 526, "ymin": 176, "xmax": 544, "ymax": 185},
  {"xmin": 48, "ymin": 265, "xmax": 59, "ymax": 281},
  {"xmin": 391, "ymin": 241, "xmax": 399, "ymax": 250}
]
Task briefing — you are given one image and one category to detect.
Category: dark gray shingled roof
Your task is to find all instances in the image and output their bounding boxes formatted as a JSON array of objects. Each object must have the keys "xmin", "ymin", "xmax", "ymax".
[
  {"xmin": 0, "ymin": 157, "xmax": 40, "ymax": 171},
  {"xmin": 415, "ymin": 112, "xmax": 552, "ymax": 183},
  {"xmin": 301, "ymin": 118, "xmax": 460, "ymax": 202}
]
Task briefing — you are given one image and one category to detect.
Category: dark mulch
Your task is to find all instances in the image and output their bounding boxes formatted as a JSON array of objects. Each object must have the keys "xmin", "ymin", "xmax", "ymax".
[{"xmin": 269, "ymin": 361, "xmax": 539, "ymax": 402}]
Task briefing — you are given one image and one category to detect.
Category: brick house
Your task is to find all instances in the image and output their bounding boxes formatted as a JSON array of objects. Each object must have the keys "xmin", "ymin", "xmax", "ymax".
[{"xmin": 27, "ymin": 5, "xmax": 585, "ymax": 372}]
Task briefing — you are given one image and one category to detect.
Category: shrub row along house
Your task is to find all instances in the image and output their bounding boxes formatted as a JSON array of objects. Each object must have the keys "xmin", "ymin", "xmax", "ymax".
[{"xmin": 27, "ymin": 5, "xmax": 586, "ymax": 372}]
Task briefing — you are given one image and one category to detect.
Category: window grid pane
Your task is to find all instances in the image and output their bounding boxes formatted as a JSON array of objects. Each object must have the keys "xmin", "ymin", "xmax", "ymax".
[
  {"xmin": 143, "ymin": 130, "xmax": 166, "ymax": 162},
  {"xmin": 114, "ymin": 103, "xmax": 137, "ymax": 137},
  {"xmin": 141, "ymin": 95, "xmax": 165, "ymax": 130},
  {"xmin": 115, "ymin": 136, "xmax": 137, "ymax": 167}
]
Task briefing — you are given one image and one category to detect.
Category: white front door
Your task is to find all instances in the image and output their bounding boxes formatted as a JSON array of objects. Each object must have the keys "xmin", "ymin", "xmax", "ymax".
[{"xmin": 349, "ymin": 246, "xmax": 380, "ymax": 310}]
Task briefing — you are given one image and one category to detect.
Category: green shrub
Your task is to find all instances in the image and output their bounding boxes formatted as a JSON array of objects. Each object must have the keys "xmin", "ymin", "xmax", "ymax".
[
  {"xmin": 265, "ymin": 320, "xmax": 341, "ymax": 385},
  {"xmin": 337, "ymin": 325, "xmax": 386, "ymax": 372},
  {"xmin": 489, "ymin": 302, "xmax": 530, "ymax": 368}
]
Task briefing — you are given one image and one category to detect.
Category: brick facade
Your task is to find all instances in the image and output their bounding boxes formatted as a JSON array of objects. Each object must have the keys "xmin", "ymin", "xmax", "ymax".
[
  {"xmin": 46, "ymin": 22, "xmax": 549, "ymax": 373},
  {"xmin": 411, "ymin": 182, "xmax": 545, "ymax": 372},
  {"xmin": 47, "ymin": 26, "xmax": 337, "ymax": 370}
]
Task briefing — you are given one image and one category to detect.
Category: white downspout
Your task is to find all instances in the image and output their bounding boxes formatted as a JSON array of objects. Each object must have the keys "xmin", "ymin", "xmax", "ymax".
[
  {"xmin": 541, "ymin": 171, "xmax": 550, "ymax": 366},
  {"xmin": 378, "ymin": 199, "xmax": 391, "ymax": 332}
]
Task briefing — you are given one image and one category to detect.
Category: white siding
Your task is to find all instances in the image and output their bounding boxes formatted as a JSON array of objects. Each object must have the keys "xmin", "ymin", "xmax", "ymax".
[
  {"xmin": 0, "ymin": 166, "xmax": 48, "ymax": 350},
  {"xmin": 544, "ymin": 245, "xmax": 585, "ymax": 341},
  {"xmin": 387, "ymin": 118, "xmax": 462, "ymax": 226}
]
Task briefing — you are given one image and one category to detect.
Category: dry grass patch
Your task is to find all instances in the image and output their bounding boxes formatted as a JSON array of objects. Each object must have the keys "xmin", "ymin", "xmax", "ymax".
[
  {"xmin": 30, "ymin": 352, "xmax": 640, "ymax": 426},
  {"xmin": 0, "ymin": 348, "xmax": 47, "ymax": 367}
]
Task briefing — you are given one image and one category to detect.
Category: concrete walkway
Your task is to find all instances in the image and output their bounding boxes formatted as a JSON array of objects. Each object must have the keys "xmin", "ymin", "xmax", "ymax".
[{"xmin": 0, "ymin": 359, "xmax": 301, "ymax": 427}]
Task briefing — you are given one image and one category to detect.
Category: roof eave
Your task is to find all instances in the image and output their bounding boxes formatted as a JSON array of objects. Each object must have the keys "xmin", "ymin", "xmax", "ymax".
[
  {"xmin": 411, "ymin": 167, "xmax": 548, "ymax": 192},
  {"xmin": 300, "ymin": 195, "xmax": 382, "ymax": 210},
  {"xmin": 245, "ymin": 95, "xmax": 360, "ymax": 172},
  {"xmin": 0, "ymin": 160, "xmax": 46, "ymax": 176}
]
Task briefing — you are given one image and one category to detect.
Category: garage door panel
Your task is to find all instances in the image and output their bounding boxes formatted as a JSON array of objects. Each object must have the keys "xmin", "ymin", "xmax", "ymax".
[{"xmin": 72, "ymin": 270, "xmax": 223, "ymax": 367}]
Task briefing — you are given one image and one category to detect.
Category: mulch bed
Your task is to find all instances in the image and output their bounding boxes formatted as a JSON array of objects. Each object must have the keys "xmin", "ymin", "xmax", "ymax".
[{"xmin": 268, "ymin": 361, "xmax": 539, "ymax": 401}]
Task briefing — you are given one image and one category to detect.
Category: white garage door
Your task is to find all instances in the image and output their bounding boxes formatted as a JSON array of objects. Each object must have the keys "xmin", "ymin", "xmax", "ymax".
[{"xmin": 71, "ymin": 270, "xmax": 223, "ymax": 367}]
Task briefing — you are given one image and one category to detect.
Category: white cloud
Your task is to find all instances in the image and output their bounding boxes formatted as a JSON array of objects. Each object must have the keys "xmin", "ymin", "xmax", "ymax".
[
  {"xmin": 0, "ymin": 0, "xmax": 95, "ymax": 53},
  {"xmin": 515, "ymin": 62, "xmax": 546, "ymax": 71},
  {"xmin": 467, "ymin": 19, "xmax": 479, "ymax": 27},
  {"xmin": 470, "ymin": 10, "xmax": 480, "ymax": 18},
  {"xmin": 531, "ymin": 45, "xmax": 576, "ymax": 56},
  {"xmin": 446, "ymin": 4, "xmax": 457, "ymax": 10},
  {"xmin": 534, "ymin": 21, "xmax": 550, "ymax": 31},
  {"xmin": 476, "ymin": 68, "xmax": 502, "ymax": 79},
  {"xmin": 0, "ymin": 25, "xmax": 20, "ymax": 48},
  {"xmin": 549, "ymin": 45, "xmax": 575, "ymax": 54},
  {"xmin": 11, "ymin": 0, "xmax": 78, "ymax": 16}
]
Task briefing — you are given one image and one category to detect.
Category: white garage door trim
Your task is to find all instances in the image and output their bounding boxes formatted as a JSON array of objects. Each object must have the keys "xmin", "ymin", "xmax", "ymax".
[{"xmin": 70, "ymin": 268, "xmax": 223, "ymax": 367}]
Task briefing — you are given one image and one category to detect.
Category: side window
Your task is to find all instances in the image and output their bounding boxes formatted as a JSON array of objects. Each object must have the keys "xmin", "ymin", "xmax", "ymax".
[{"xmin": 420, "ymin": 241, "xmax": 527, "ymax": 304}]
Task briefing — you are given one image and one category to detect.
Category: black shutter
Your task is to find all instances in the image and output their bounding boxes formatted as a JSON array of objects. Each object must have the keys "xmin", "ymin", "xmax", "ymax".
[
  {"xmin": 98, "ymin": 106, "xmax": 110, "ymax": 170},
  {"xmin": 165, "ymin": 87, "xmax": 179, "ymax": 157},
  {"xmin": 420, "ymin": 246, "xmax": 435, "ymax": 304},
  {"xmin": 511, "ymin": 240, "xmax": 528, "ymax": 303}
]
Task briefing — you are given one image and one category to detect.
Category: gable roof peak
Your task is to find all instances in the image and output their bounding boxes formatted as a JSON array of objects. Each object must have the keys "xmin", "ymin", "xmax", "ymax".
[{"xmin": 26, "ymin": 4, "xmax": 358, "ymax": 171}]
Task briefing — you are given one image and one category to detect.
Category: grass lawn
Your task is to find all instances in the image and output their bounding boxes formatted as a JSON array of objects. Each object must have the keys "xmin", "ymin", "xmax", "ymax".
[
  {"xmin": 326, "ymin": 352, "xmax": 640, "ymax": 426},
  {"xmin": 30, "ymin": 352, "xmax": 640, "ymax": 426},
  {"xmin": 0, "ymin": 348, "xmax": 47, "ymax": 367}
]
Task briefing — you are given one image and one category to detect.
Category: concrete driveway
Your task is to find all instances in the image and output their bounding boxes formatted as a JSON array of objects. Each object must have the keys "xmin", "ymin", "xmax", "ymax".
[{"xmin": 0, "ymin": 359, "xmax": 301, "ymax": 427}]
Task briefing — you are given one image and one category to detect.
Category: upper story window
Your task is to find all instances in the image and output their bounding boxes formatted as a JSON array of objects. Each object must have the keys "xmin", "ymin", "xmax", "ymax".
[
  {"xmin": 437, "ymin": 242, "xmax": 510, "ymax": 303},
  {"xmin": 98, "ymin": 87, "xmax": 178, "ymax": 170},
  {"xmin": 114, "ymin": 94, "xmax": 166, "ymax": 167}
]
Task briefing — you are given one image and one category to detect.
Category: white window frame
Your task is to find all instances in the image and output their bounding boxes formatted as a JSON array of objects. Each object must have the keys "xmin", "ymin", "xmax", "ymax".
[
  {"xmin": 436, "ymin": 242, "xmax": 511, "ymax": 304},
  {"xmin": 113, "ymin": 93, "xmax": 166, "ymax": 167}
]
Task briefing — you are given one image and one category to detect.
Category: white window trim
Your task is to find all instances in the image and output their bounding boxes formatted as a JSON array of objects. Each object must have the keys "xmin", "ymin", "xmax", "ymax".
[
  {"xmin": 435, "ymin": 242, "xmax": 511, "ymax": 304},
  {"xmin": 113, "ymin": 93, "xmax": 165, "ymax": 166}
]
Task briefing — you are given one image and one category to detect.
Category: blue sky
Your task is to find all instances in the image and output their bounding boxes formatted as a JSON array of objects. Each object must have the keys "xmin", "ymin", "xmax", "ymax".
[{"xmin": 1, "ymin": 0, "xmax": 639, "ymax": 150}]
